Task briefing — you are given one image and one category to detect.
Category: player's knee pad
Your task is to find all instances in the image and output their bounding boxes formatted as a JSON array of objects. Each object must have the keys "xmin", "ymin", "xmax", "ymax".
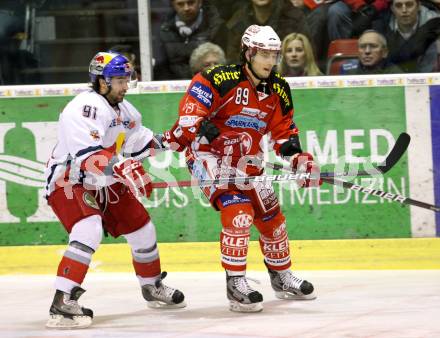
[
  {"xmin": 124, "ymin": 220, "xmax": 159, "ymax": 259},
  {"xmin": 124, "ymin": 220, "xmax": 157, "ymax": 250},
  {"xmin": 217, "ymin": 193, "xmax": 254, "ymax": 233},
  {"xmin": 124, "ymin": 221, "xmax": 161, "ymax": 278},
  {"xmin": 69, "ymin": 215, "xmax": 103, "ymax": 252},
  {"xmin": 254, "ymin": 211, "xmax": 286, "ymax": 239},
  {"xmin": 217, "ymin": 193, "xmax": 254, "ymax": 271}
]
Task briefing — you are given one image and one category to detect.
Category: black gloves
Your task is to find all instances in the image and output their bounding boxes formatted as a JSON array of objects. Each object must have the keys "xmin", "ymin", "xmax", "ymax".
[
  {"xmin": 279, "ymin": 135, "xmax": 302, "ymax": 158},
  {"xmin": 197, "ymin": 120, "xmax": 220, "ymax": 143}
]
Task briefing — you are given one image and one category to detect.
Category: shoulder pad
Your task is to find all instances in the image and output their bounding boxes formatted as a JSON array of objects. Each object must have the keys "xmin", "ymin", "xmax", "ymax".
[
  {"xmin": 270, "ymin": 72, "xmax": 293, "ymax": 115},
  {"xmin": 201, "ymin": 64, "xmax": 243, "ymax": 97}
]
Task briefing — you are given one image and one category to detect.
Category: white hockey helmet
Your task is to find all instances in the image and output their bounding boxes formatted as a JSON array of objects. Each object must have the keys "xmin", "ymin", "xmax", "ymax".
[{"xmin": 241, "ymin": 25, "xmax": 281, "ymax": 53}]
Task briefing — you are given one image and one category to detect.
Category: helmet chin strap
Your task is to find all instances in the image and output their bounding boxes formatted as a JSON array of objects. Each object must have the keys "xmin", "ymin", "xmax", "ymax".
[
  {"xmin": 99, "ymin": 78, "xmax": 117, "ymax": 105},
  {"xmin": 246, "ymin": 60, "xmax": 266, "ymax": 82},
  {"xmin": 244, "ymin": 50, "xmax": 269, "ymax": 82}
]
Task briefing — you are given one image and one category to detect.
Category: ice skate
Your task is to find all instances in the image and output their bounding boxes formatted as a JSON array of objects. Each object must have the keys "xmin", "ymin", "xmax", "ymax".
[
  {"xmin": 46, "ymin": 287, "xmax": 93, "ymax": 329},
  {"xmin": 226, "ymin": 273, "xmax": 263, "ymax": 312},
  {"xmin": 141, "ymin": 271, "xmax": 186, "ymax": 309},
  {"xmin": 266, "ymin": 263, "xmax": 316, "ymax": 300}
]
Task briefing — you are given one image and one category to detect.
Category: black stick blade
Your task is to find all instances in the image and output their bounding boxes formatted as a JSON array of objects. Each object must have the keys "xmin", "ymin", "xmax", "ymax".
[{"xmin": 376, "ymin": 132, "xmax": 411, "ymax": 173}]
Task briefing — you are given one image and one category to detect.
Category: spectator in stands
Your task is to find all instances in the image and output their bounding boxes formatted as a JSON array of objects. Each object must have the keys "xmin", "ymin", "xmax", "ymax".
[
  {"xmin": 189, "ymin": 41, "xmax": 226, "ymax": 74},
  {"xmin": 372, "ymin": 0, "xmax": 440, "ymax": 72},
  {"xmin": 223, "ymin": 0, "xmax": 311, "ymax": 63},
  {"xmin": 340, "ymin": 30, "xmax": 403, "ymax": 74},
  {"xmin": 306, "ymin": 0, "xmax": 388, "ymax": 60},
  {"xmin": 278, "ymin": 32, "xmax": 323, "ymax": 76},
  {"xmin": 154, "ymin": 0, "xmax": 223, "ymax": 80}
]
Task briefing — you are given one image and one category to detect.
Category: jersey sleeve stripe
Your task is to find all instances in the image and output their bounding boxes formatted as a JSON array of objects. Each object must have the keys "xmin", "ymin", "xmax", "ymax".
[
  {"xmin": 75, "ymin": 145, "xmax": 104, "ymax": 158},
  {"xmin": 45, "ymin": 163, "xmax": 58, "ymax": 192},
  {"xmin": 123, "ymin": 141, "xmax": 150, "ymax": 158}
]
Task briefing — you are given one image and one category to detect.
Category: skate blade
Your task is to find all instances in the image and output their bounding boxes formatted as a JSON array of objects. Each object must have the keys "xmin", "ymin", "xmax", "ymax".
[
  {"xmin": 229, "ymin": 300, "xmax": 263, "ymax": 313},
  {"xmin": 46, "ymin": 314, "xmax": 92, "ymax": 329},
  {"xmin": 275, "ymin": 291, "xmax": 317, "ymax": 300},
  {"xmin": 147, "ymin": 300, "xmax": 187, "ymax": 309}
]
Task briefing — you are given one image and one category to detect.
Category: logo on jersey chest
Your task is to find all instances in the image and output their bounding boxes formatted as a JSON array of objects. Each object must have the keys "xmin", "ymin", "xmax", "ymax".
[
  {"xmin": 240, "ymin": 107, "xmax": 268, "ymax": 119},
  {"xmin": 225, "ymin": 115, "xmax": 267, "ymax": 131},
  {"xmin": 109, "ymin": 118, "xmax": 136, "ymax": 129}
]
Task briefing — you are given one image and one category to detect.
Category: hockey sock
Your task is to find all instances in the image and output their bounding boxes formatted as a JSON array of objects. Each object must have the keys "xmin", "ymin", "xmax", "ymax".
[
  {"xmin": 55, "ymin": 241, "xmax": 93, "ymax": 293},
  {"xmin": 124, "ymin": 221, "xmax": 161, "ymax": 285},
  {"xmin": 217, "ymin": 194, "xmax": 254, "ymax": 272},
  {"xmin": 255, "ymin": 213, "xmax": 292, "ymax": 270}
]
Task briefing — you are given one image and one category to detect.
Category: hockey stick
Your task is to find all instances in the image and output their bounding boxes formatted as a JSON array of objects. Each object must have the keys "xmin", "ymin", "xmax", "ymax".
[
  {"xmin": 321, "ymin": 177, "xmax": 440, "ymax": 212},
  {"xmin": 151, "ymin": 171, "xmax": 440, "ymax": 212},
  {"xmin": 265, "ymin": 132, "xmax": 410, "ymax": 178},
  {"xmin": 151, "ymin": 132, "xmax": 410, "ymax": 188},
  {"xmin": 151, "ymin": 172, "xmax": 312, "ymax": 188},
  {"xmin": 150, "ymin": 164, "xmax": 440, "ymax": 213}
]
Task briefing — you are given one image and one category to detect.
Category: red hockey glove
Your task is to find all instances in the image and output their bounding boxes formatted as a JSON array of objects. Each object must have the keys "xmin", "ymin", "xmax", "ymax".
[
  {"xmin": 290, "ymin": 152, "xmax": 322, "ymax": 188},
  {"xmin": 164, "ymin": 121, "xmax": 188, "ymax": 152},
  {"xmin": 113, "ymin": 158, "xmax": 152, "ymax": 198},
  {"xmin": 210, "ymin": 131, "xmax": 251, "ymax": 166}
]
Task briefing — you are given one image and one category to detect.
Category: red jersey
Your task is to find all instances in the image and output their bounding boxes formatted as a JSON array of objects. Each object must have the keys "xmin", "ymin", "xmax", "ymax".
[{"xmin": 168, "ymin": 64, "xmax": 299, "ymax": 163}]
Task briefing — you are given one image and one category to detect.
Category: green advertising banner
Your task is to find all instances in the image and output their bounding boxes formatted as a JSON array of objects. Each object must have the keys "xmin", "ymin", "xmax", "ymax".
[{"xmin": 0, "ymin": 86, "xmax": 410, "ymax": 246}]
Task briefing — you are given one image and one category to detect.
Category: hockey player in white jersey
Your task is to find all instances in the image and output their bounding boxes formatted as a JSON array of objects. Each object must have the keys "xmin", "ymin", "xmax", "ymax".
[{"xmin": 44, "ymin": 52, "xmax": 185, "ymax": 330}]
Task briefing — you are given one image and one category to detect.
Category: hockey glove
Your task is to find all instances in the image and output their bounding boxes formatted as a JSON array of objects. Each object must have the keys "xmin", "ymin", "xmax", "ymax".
[
  {"xmin": 164, "ymin": 121, "xmax": 189, "ymax": 152},
  {"xmin": 290, "ymin": 152, "xmax": 322, "ymax": 188},
  {"xmin": 279, "ymin": 135, "xmax": 303, "ymax": 157},
  {"xmin": 197, "ymin": 120, "xmax": 220, "ymax": 144},
  {"xmin": 210, "ymin": 131, "xmax": 250, "ymax": 166},
  {"xmin": 113, "ymin": 158, "xmax": 152, "ymax": 198}
]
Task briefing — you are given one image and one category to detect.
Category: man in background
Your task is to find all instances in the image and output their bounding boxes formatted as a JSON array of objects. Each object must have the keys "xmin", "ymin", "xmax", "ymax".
[
  {"xmin": 341, "ymin": 30, "xmax": 403, "ymax": 74},
  {"xmin": 154, "ymin": 0, "xmax": 223, "ymax": 79}
]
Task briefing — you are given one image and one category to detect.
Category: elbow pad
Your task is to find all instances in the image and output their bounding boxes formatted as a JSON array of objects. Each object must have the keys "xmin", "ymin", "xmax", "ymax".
[{"xmin": 279, "ymin": 135, "xmax": 302, "ymax": 158}]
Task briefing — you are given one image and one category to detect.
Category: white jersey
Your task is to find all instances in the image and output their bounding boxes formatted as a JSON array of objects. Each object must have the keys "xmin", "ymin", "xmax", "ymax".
[{"xmin": 45, "ymin": 90, "xmax": 153, "ymax": 196}]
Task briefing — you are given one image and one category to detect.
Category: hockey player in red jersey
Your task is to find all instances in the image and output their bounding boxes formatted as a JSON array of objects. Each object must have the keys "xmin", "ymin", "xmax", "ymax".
[
  {"xmin": 165, "ymin": 25, "xmax": 321, "ymax": 312},
  {"xmin": 44, "ymin": 52, "xmax": 185, "ymax": 329}
]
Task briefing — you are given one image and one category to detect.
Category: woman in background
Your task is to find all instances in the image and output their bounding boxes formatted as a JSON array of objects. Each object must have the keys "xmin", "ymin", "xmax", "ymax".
[
  {"xmin": 189, "ymin": 42, "xmax": 226, "ymax": 75},
  {"xmin": 279, "ymin": 32, "xmax": 322, "ymax": 77}
]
